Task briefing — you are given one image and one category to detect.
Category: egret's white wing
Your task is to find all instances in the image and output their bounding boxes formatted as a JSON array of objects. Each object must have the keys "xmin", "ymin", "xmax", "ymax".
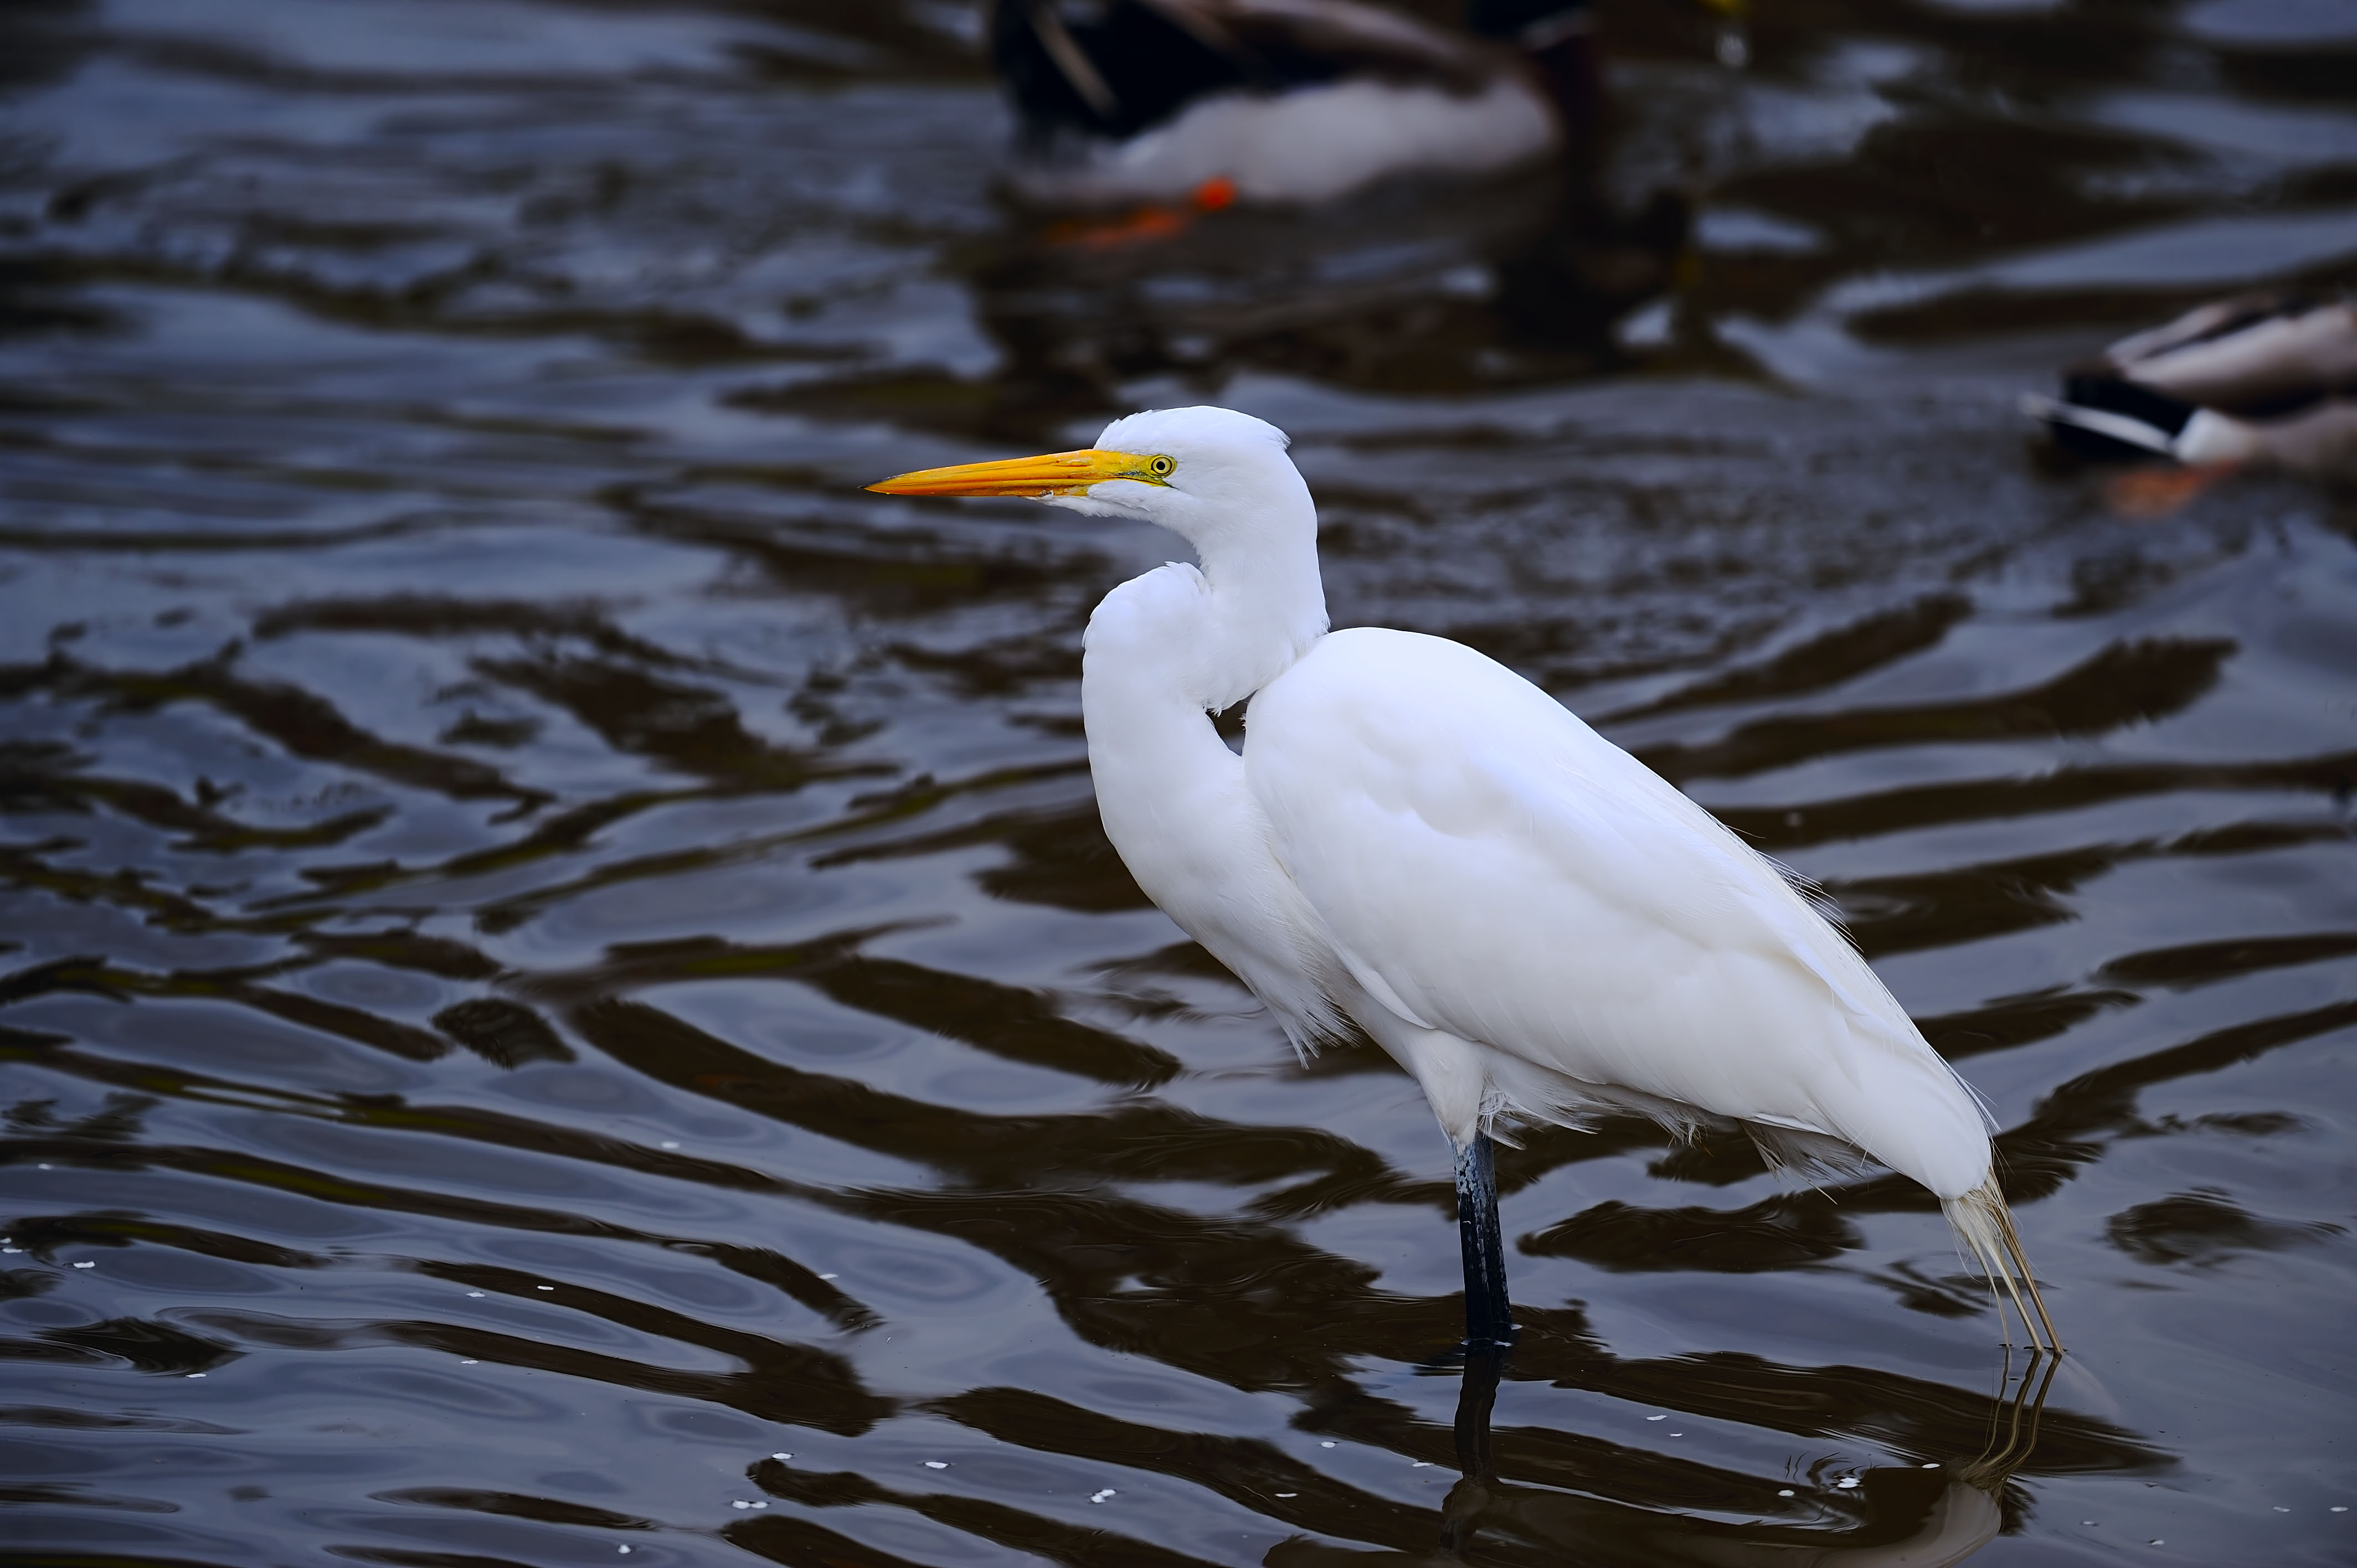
[{"xmin": 1245, "ymin": 627, "xmax": 1991, "ymax": 1198}]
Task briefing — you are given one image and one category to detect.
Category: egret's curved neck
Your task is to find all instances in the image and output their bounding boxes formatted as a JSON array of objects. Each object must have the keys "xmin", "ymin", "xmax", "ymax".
[
  {"xmin": 1072, "ymin": 447, "xmax": 1330, "ymax": 713},
  {"xmin": 1192, "ymin": 524, "xmax": 1327, "ymax": 712}
]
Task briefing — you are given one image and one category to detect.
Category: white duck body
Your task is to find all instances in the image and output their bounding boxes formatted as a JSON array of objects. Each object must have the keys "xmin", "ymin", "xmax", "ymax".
[
  {"xmin": 1011, "ymin": 73, "xmax": 1558, "ymax": 207},
  {"xmin": 993, "ymin": 0, "xmax": 1566, "ymax": 207}
]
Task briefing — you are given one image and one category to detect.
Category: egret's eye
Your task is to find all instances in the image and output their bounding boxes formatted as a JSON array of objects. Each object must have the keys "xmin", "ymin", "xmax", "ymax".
[{"xmin": 1147, "ymin": 455, "xmax": 1175, "ymax": 479}]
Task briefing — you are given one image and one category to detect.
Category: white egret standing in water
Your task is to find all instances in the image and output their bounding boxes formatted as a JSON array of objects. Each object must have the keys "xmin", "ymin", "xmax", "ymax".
[{"xmin": 869, "ymin": 406, "xmax": 2061, "ymax": 1354}]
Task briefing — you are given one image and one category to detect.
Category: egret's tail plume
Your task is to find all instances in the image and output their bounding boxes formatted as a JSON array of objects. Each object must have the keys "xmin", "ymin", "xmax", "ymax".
[{"xmin": 1944, "ymin": 1181, "xmax": 2063, "ymax": 1354}]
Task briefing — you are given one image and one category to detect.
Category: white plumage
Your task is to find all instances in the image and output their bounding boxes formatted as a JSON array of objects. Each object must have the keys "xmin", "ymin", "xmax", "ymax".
[
  {"xmin": 871, "ymin": 405, "xmax": 2060, "ymax": 1353},
  {"xmin": 1008, "ymin": 75, "xmax": 1558, "ymax": 207},
  {"xmin": 987, "ymin": 0, "xmax": 1581, "ymax": 209}
]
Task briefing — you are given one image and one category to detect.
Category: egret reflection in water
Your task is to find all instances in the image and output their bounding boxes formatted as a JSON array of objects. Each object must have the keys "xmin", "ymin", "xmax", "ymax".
[{"xmin": 1423, "ymin": 1347, "xmax": 2071, "ymax": 1566}]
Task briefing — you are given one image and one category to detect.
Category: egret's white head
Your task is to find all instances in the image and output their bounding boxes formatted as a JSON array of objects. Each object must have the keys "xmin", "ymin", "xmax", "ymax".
[{"xmin": 867, "ymin": 406, "xmax": 1314, "ymax": 561}]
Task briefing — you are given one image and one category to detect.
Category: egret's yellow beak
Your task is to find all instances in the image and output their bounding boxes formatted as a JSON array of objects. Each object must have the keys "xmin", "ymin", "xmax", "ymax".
[{"xmin": 866, "ymin": 448, "xmax": 1169, "ymax": 498}]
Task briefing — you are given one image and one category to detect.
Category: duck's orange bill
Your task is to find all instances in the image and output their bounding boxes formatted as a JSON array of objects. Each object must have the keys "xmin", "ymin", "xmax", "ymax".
[{"xmin": 866, "ymin": 448, "xmax": 1146, "ymax": 498}]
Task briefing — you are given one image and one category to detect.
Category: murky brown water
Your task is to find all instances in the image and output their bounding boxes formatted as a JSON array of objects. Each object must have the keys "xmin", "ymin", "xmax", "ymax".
[{"xmin": 3, "ymin": 1, "xmax": 2355, "ymax": 1563}]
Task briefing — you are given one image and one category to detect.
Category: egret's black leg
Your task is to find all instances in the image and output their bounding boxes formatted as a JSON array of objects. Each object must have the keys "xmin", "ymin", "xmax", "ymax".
[{"xmin": 1455, "ymin": 1132, "xmax": 1515, "ymax": 1348}]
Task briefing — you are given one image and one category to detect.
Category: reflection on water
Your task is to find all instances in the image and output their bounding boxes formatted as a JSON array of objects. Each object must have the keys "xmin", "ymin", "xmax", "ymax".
[
  {"xmin": 1426, "ymin": 1348, "xmax": 2061, "ymax": 1565},
  {"xmin": 1, "ymin": 0, "xmax": 2354, "ymax": 1563}
]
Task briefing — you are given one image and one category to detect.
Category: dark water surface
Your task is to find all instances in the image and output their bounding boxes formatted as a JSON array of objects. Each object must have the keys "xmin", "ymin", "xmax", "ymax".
[{"xmin": 3, "ymin": 1, "xmax": 2356, "ymax": 1563}]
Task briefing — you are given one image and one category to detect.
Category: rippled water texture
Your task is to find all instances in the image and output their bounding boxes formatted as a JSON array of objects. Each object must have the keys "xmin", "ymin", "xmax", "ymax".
[{"xmin": 3, "ymin": 0, "xmax": 2355, "ymax": 1562}]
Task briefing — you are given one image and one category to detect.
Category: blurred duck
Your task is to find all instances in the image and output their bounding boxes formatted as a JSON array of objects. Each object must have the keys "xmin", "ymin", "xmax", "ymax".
[
  {"xmin": 987, "ymin": 0, "xmax": 1614, "ymax": 207},
  {"xmin": 2027, "ymin": 293, "xmax": 2357, "ymax": 491}
]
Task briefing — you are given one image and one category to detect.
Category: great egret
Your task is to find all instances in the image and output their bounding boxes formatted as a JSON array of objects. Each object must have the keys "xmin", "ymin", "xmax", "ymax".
[
  {"xmin": 987, "ymin": 0, "xmax": 1591, "ymax": 207},
  {"xmin": 869, "ymin": 405, "xmax": 2061, "ymax": 1353}
]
